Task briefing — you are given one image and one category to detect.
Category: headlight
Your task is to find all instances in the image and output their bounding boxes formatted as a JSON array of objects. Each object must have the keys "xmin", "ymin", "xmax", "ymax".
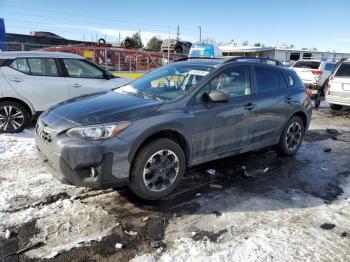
[{"xmin": 66, "ymin": 122, "xmax": 131, "ymax": 140}]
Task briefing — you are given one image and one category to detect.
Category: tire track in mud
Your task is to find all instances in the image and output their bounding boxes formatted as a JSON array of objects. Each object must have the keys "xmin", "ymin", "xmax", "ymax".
[{"xmin": 3, "ymin": 129, "xmax": 350, "ymax": 261}]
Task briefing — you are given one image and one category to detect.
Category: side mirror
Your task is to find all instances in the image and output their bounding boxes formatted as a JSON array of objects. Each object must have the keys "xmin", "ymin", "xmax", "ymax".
[
  {"xmin": 105, "ymin": 72, "xmax": 112, "ymax": 80},
  {"xmin": 208, "ymin": 90, "xmax": 230, "ymax": 103}
]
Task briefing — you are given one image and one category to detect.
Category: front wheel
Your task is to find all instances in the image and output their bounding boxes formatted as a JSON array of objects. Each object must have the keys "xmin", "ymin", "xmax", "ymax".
[
  {"xmin": 0, "ymin": 101, "xmax": 30, "ymax": 133},
  {"xmin": 130, "ymin": 138, "xmax": 186, "ymax": 200},
  {"xmin": 276, "ymin": 116, "xmax": 305, "ymax": 156}
]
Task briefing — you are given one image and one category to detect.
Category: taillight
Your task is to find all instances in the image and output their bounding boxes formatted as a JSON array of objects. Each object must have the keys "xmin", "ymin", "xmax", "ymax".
[
  {"xmin": 327, "ymin": 76, "xmax": 334, "ymax": 90},
  {"xmin": 311, "ymin": 70, "xmax": 323, "ymax": 76}
]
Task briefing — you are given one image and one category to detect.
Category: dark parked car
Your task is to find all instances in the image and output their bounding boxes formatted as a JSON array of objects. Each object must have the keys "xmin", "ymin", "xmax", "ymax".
[{"xmin": 35, "ymin": 57, "xmax": 312, "ymax": 200}]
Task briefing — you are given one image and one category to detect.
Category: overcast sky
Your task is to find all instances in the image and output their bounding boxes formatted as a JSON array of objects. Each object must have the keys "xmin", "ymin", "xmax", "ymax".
[{"xmin": 1, "ymin": 0, "xmax": 350, "ymax": 52}]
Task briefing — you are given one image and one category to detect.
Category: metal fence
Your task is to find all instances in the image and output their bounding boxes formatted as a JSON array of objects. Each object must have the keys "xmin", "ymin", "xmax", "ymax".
[{"xmin": 0, "ymin": 42, "xmax": 184, "ymax": 72}]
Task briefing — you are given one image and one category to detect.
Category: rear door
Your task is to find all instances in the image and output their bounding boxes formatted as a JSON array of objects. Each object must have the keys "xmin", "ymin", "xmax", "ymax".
[
  {"xmin": 190, "ymin": 65, "xmax": 256, "ymax": 159},
  {"xmin": 252, "ymin": 65, "xmax": 293, "ymax": 146},
  {"xmin": 61, "ymin": 58, "xmax": 116, "ymax": 98},
  {"xmin": 3, "ymin": 57, "xmax": 69, "ymax": 111}
]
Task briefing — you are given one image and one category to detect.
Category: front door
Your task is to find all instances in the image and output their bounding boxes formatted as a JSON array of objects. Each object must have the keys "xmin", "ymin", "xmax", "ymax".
[
  {"xmin": 61, "ymin": 58, "xmax": 114, "ymax": 98},
  {"xmin": 190, "ymin": 65, "xmax": 256, "ymax": 160}
]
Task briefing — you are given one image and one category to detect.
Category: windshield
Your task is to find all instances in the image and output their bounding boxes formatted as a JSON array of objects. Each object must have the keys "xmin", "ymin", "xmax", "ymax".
[{"xmin": 116, "ymin": 62, "xmax": 215, "ymax": 100}]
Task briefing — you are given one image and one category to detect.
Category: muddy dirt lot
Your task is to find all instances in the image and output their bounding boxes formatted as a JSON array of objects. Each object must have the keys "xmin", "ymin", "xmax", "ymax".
[{"xmin": 1, "ymin": 104, "xmax": 350, "ymax": 262}]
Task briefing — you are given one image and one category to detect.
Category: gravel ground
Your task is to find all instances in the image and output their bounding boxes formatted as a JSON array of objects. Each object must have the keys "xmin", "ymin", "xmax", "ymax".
[{"xmin": 0, "ymin": 103, "xmax": 350, "ymax": 262}]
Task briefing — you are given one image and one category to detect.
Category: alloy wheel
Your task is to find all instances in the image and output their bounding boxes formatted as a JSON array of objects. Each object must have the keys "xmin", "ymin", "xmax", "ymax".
[
  {"xmin": 0, "ymin": 105, "xmax": 25, "ymax": 131},
  {"xmin": 286, "ymin": 122, "xmax": 302, "ymax": 150},
  {"xmin": 143, "ymin": 149, "xmax": 180, "ymax": 192}
]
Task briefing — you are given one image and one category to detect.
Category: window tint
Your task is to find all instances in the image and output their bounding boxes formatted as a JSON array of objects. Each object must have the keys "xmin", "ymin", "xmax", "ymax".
[
  {"xmin": 290, "ymin": 53, "xmax": 300, "ymax": 61},
  {"xmin": 208, "ymin": 66, "xmax": 251, "ymax": 96},
  {"xmin": 63, "ymin": 59, "xmax": 104, "ymax": 78},
  {"xmin": 9, "ymin": 58, "xmax": 30, "ymax": 74},
  {"xmin": 302, "ymin": 53, "xmax": 312, "ymax": 59},
  {"xmin": 293, "ymin": 61, "xmax": 320, "ymax": 69},
  {"xmin": 278, "ymin": 72, "xmax": 288, "ymax": 88},
  {"xmin": 335, "ymin": 63, "xmax": 350, "ymax": 77},
  {"xmin": 324, "ymin": 63, "xmax": 335, "ymax": 72},
  {"xmin": 27, "ymin": 58, "xmax": 59, "ymax": 76},
  {"xmin": 254, "ymin": 66, "xmax": 280, "ymax": 92}
]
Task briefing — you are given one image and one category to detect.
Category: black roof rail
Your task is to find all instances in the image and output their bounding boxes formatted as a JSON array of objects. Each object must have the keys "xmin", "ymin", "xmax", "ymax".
[{"xmin": 223, "ymin": 56, "xmax": 283, "ymax": 66}]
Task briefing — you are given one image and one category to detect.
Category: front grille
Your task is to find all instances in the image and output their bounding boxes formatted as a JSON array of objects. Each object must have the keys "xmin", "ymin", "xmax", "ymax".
[{"xmin": 36, "ymin": 120, "xmax": 57, "ymax": 142}]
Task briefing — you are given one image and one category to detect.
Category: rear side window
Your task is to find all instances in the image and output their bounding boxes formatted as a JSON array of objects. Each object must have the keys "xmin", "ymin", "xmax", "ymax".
[
  {"xmin": 27, "ymin": 58, "xmax": 59, "ymax": 76},
  {"xmin": 254, "ymin": 66, "xmax": 281, "ymax": 92},
  {"xmin": 324, "ymin": 63, "xmax": 335, "ymax": 72},
  {"xmin": 283, "ymin": 71, "xmax": 304, "ymax": 87},
  {"xmin": 293, "ymin": 61, "xmax": 320, "ymax": 69},
  {"xmin": 9, "ymin": 58, "xmax": 30, "ymax": 74},
  {"xmin": 335, "ymin": 63, "xmax": 350, "ymax": 77}
]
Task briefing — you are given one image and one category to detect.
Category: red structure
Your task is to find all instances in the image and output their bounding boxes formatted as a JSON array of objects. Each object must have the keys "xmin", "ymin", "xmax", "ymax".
[{"xmin": 40, "ymin": 45, "xmax": 183, "ymax": 72}]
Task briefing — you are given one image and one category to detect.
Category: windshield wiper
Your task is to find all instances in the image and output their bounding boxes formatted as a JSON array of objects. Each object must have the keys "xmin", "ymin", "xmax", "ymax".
[{"xmin": 122, "ymin": 90, "xmax": 162, "ymax": 100}]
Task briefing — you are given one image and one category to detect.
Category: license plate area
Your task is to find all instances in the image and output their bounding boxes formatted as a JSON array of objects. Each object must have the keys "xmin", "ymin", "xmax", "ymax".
[{"xmin": 343, "ymin": 83, "xmax": 350, "ymax": 91}]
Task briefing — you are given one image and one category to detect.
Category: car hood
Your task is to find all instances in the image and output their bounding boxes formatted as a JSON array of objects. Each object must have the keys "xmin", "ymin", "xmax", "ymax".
[{"xmin": 41, "ymin": 91, "xmax": 163, "ymax": 131}]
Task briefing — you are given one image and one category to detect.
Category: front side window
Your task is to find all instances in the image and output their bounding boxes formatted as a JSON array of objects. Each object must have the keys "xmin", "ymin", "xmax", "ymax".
[
  {"xmin": 254, "ymin": 66, "xmax": 280, "ymax": 92},
  {"xmin": 63, "ymin": 59, "xmax": 104, "ymax": 79},
  {"xmin": 27, "ymin": 58, "xmax": 59, "ymax": 76},
  {"xmin": 117, "ymin": 62, "xmax": 215, "ymax": 100},
  {"xmin": 9, "ymin": 58, "xmax": 30, "ymax": 74}
]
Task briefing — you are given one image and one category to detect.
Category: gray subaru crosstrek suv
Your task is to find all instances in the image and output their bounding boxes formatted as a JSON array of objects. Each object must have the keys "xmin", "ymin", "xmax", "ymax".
[{"xmin": 35, "ymin": 57, "xmax": 312, "ymax": 200}]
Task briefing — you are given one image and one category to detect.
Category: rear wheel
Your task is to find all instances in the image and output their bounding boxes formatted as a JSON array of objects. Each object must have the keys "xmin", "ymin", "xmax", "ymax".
[
  {"xmin": 330, "ymin": 104, "xmax": 343, "ymax": 111},
  {"xmin": 0, "ymin": 101, "xmax": 30, "ymax": 133},
  {"xmin": 276, "ymin": 116, "xmax": 305, "ymax": 156},
  {"xmin": 130, "ymin": 138, "xmax": 185, "ymax": 200}
]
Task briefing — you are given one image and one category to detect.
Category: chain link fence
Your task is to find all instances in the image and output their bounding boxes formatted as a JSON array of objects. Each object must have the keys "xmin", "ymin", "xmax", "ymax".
[{"xmin": 0, "ymin": 42, "xmax": 184, "ymax": 72}]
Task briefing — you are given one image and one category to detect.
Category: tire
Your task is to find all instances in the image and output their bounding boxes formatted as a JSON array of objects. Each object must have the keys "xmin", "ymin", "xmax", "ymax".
[
  {"xmin": 0, "ymin": 101, "xmax": 30, "ymax": 133},
  {"xmin": 276, "ymin": 116, "xmax": 305, "ymax": 156},
  {"xmin": 330, "ymin": 104, "xmax": 343, "ymax": 111},
  {"xmin": 130, "ymin": 138, "xmax": 186, "ymax": 200}
]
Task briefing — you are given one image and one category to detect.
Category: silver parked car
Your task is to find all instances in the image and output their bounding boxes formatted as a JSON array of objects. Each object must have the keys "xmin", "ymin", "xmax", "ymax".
[{"xmin": 325, "ymin": 58, "xmax": 350, "ymax": 110}]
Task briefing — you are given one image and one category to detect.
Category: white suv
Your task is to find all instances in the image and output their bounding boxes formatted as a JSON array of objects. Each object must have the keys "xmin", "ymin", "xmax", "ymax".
[
  {"xmin": 325, "ymin": 58, "xmax": 350, "ymax": 110},
  {"xmin": 0, "ymin": 51, "xmax": 131, "ymax": 133},
  {"xmin": 291, "ymin": 60, "xmax": 336, "ymax": 96}
]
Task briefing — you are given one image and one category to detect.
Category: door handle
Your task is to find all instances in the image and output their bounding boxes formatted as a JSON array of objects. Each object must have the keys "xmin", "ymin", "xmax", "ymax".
[
  {"xmin": 243, "ymin": 102, "xmax": 256, "ymax": 110},
  {"xmin": 285, "ymin": 97, "xmax": 293, "ymax": 103},
  {"xmin": 72, "ymin": 83, "xmax": 82, "ymax": 88},
  {"xmin": 9, "ymin": 78, "xmax": 23, "ymax": 83}
]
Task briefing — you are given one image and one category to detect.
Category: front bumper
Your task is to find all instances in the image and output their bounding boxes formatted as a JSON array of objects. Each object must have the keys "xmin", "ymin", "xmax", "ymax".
[{"xmin": 35, "ymin": 128, "xmax": 131, "ymax": 189}]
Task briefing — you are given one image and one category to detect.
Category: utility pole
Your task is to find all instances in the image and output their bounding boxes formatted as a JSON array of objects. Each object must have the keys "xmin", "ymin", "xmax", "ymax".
[
  {"xmin": 176, "ymin": 25, "xmax": 180, "ymax": 41},
  {"xmin": 167, "ymin": 25, "xmax": 170, "ymax": 63},
  {"xmin": 198, "ymin": 26, "xmax": 202, "ymax": 44},
  {"xmin": 118, "ymin": 32, "xmax": 121, "ymax": 47}
]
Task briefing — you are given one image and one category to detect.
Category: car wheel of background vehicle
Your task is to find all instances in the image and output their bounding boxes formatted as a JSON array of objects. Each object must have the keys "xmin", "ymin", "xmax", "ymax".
[
  {"xmin": 330, "ymin": 104, "xmax": 343, "ymax": 111},
  {"xmin": 0, "ymin": 101, "xmax": 29, "ymax": 133},
  {"xmin": 130, "ymin": 138, "xmax": 186, "ymax": 200},
  {"xmin": 276, "ymin": 116, "xmax": 305, "ymax": 156}
]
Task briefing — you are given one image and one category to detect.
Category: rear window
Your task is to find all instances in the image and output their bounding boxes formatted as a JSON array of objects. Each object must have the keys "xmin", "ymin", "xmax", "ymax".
[
  {"xmin": 293, "ymin": 61, "xmax": 320, "ymax": 69},
  {"xmin": 335, "ymin": 63, "xmax": 350, "ymax": 77}
]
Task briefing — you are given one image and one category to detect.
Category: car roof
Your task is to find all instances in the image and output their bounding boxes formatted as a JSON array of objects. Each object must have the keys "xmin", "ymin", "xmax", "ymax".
[{"xmin": 0, "ymin": 51, "xmax": 83, "ymax": 59}]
